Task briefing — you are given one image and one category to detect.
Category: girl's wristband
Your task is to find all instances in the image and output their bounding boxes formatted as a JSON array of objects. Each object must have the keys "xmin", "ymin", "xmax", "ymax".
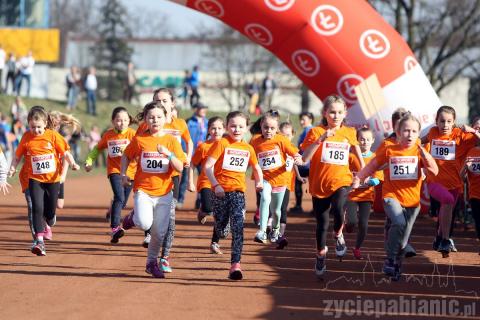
[{"xmin": 168, "ymin": 153, "xmax": 175, "ymax": 161}]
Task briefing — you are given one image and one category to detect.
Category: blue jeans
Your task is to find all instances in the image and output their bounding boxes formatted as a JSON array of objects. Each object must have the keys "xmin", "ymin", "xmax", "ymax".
[
  {"xmin": 86, "ymin": 89, "xmax": 96, "ymax": 115},
  {"xmin": 109, "ymin": 174, "xmax": 133, "ymax": 228},
  {"xmin": 67, "ymin": 86, "xmax": 79, "ymax": 109},
  {"xmin": 177, "ymin": 167, "xmax": 188, "ymax": 204},
  {"xmin": 15, "ymin": 73, "xmax": 31, "ymax": 97}
]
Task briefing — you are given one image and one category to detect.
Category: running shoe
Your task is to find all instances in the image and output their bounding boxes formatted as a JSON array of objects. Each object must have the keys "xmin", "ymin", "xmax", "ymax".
[
  {"xmin": 210, "ymin": 242, "xmax": 223, "ymax": 255},
  {"xmin": 229, "ymin": 262, "xmax": 243, "ymax": 280},
  {"xmin": 122, "ymin": 211, "xmax": 135, "ymax": 230},
  {"xmin": 352, "ymin": 247, "xmax": 362, "ymax": 260},
  {"xmin": 403, "ymin": 243, "xmax": 417, "ymax": 258},
  {"xmin": 44, "ymin": 225, "xmax": 53, "ymax": 241},
  {"xmin": 110, "ymin": 226, "xmax": 125, "ymax": 244},
  {"xmin": 31, "ymin": 240, "xmax": 46, "ymax": 256},
  {"xmin": 438, "ymin": 239, "xmax": 451, "ymax": 255},
  {"xmin": 268, "ymin": 229, "xmax": 279, "ymax": 243},
  {"xmin": 161, "ymin": 257, "xmax": 172, "ymax": 273},
  {"xmin": 383, "ymin": 258, "xmax": 395, "ymax": 276},
  {"xmin": 146, "ymin": 260, "xmax": 165, "ymax": 278},
  {"xmin": 448, "ymin": 238, "xmax": 458, "ymax": 252},
  {"xmin": 142, "ymin": 233, "xmax": 151, "ymax": 248},
  {"xmin": 254, "ymin": 230, "xmax": 268, "ymax": 244},
  {"xmin": 276, "ymin": 236, "xmax": 288, "ymax": 250},
  {"xmin": 289, "ymin": 205, "xmax": 303, "ymax": 213},
  {"xmin": 335, "ymin": 233, "xmax": 347, "ymax": 258},
  {"xmin": 315, "ymin": 248, "xmax": 328, "ymax": 277}
]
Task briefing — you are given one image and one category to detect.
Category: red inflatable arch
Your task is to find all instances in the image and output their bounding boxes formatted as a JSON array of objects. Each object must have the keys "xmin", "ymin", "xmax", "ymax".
[{"xmin": 170, "ymin": 0, "xmax": 440, "ymax": 213}]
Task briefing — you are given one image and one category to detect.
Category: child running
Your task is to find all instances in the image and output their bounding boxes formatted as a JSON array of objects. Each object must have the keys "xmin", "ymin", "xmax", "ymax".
[
  {"xmin": 188, "ymin": 116, "xmax": 225, "ymax": 254},
  {"xmin": 301, "ymin": 95, "xmax": 365, "ymax": 277},
  {"xmin": 204, "ymin": 111, "xmax": 263, "ymax": 280},
  {"xmin": 462, "ymin": 140, "xmax": 480, "ymax": 254},
  {"xmin": 345, "ymin": 127, "xmax": 382, "ymax": 260},
  {"xmin": 120, "ymin": 101, "xmax": 186, "ymax": 278},
  {"xmin": 9, "ymin": 106, "xmax": 80, "ymax": 256},
  {"xmin": 422, "ymin": 106, "xmax": 479, "ymax": 257},
  {"xmin": 353, "ymin": 113, "xmax": 438, "ymax": 280},
  {"xmin": 85, "ymin": 106, "xmax": 137, "ymax": 243},
  {"xmin": 277, "ymin": 121, "xmax": 301, "ymax": 249},
  {"xmin": 250, "ymin": 111, "xmax": 302, "ymax": 244}
]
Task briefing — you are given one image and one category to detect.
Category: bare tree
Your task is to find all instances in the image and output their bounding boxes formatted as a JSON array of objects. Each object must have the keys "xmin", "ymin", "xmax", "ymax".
[
  {"xmin": 198, "ymin": 25, "xmax": 286, "ymax": 111},
  {"xmin": 369, "ymin": 0, "xmax": 480, "ymax": 93},
  {"xmin": 127, "ymin": 6, "xmax": 173, "ymax": 38}
]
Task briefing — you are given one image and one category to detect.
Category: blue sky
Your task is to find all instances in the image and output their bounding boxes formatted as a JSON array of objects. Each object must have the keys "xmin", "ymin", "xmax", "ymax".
[{"xmin": 122, "ymin": 0, "xmax": 221, "ymax": 36}]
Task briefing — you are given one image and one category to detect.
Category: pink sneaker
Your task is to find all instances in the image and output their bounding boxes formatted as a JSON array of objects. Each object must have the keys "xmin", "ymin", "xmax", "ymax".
[
  {"xmin": 145, "ymin": 260, "xmax": 165, "ymax": 278},
  {"xmin": 44, "ymin": 225, "xmax": 53, "ymax": 241},
  {"xmin": 110, "ymin": 226, "xmax": 125, "ymax": 244},
  {"xmin": 229, "ymin": 262, "xmax": 243, "ymax": 280}
]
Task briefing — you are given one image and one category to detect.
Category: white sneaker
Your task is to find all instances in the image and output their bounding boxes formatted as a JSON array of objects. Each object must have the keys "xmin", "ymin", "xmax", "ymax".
[
  {"xmin": 254, "ymin": 230, "xmax": 267, "ymax": 244},
  {"xmin": 335, "ymin": 233, "xmax": 347, "ymax": 257},
  {"xmin": 142, "ymin": 233, "xmax": 151, "ymax": 248},
  {"xmin": 269, "ymin": 229, "xmax": 279, "ymax": 243}
]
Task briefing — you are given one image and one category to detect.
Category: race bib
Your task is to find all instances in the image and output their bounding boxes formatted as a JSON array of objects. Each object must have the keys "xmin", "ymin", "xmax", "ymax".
[
  {"xmin": 107, "ymin": 139, "xmax": 129, "ymax": 158},
  {"xmin": 141, "ymin": 151, "xmax": 169, "ymax": 174},
  {"xmin": 389, "ymin": 156, "xmax": 418, "ymax": 180},
  {"xmin": 467, "ymin": 157, "xmax": 480, "ymax": 174},
  {"xmin": 431, "ymin": 140, "xmax": 455, "ymax": 160},
  {"xmin": 222, "ymin": 148, "xmax": 249, "ymax": 172},
  {"xmin": 258, "ymin": 148, "xmax": 282, "ymax": 170},
  {"xmin": 321, "ymin": 141, "xmax": 349, "ymax": 165},
  {"xmin": 163, "ymin": 129, "xmax": 182, "ymax": 143},
  {"xmin": 285, "ymin": 155, "xmax": 294, "ymax": 172},
  {"xmin": 31, "ymin": 154, "xmax": 56, "ymax": 175}
]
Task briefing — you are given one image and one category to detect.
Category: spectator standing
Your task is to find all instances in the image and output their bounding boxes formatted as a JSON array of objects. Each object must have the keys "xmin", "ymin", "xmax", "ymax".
[
  {"xmin": 188, "ymin": 65, "xmax": 200, "ymax": 108},
  {"xmin": 66, "ymin": 66, "xmax": 81, "ymax": 110},
  {"xmin": 0, "ymin": 45, "xmax": 5, "ymax": 93},
  {"xmin": 123, "ymin": 62, "xmax": 136, "ymax": 104},
  {"xmin": 181, "ymin": 69, "xmax": 191, "ymax": 108},
  {"xmin": 87, "ymin": 125, "xmax": 102, "ymax": 168},
  {"xmin": 5, "ymin": 53, "xmax": 16, "ymax": 95},
  {"xmin": 10, "ymin": 96, "xmax": 27, "ymax": 124},
  {"xmin": 246, "ymin": 78, "xmax": 260, "ymax": 115},
  {"xmin": 261, "ymin": 74, "xmax": 276, "ymax": 111},
  {"xmin": 15, "ymin": 51, "xmax": 35, "ymax": 97},
  {"xmin": 84, "ymin": 67, "xmax": 97, "ymax": 115}
]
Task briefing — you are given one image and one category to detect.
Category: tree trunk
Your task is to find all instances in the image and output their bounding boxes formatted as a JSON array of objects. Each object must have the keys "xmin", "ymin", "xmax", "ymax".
[{"xmin": 300, "ymin": 84, "xmax": 310, "ymax": 113}]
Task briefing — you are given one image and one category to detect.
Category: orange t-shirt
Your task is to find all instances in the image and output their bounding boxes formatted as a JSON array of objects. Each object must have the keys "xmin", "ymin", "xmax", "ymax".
[
  {"xmin": 16, "ymin": 129, "xmax": 69, "ymax": 183},
  {"xmin": 286, "ymin": 154, "xmax": 295, "ymax": 191},
  {"xmin": 465, "ymin": 147, "xmax": 480, "ymax": 200},
  {"xmin": 300, "ymin": 125, "xmax": 358, "ymax": 198},
  {"xmin": 375, "ymin": 144, "xmax": 424, "ymax": 207},
  {"xmin": 207, "ymin": 136, "xmax": 258, "ymax": 193},
  {"xmin": 250, "ymin": 134, "xmax": 299, "ymax": 188},
  {"xmin": 348, "ymin": 151, "xmax": 382, "ymax": 202},
  {"xmin": 136, "ymin": 122, "xmax": 148, "ymax": 136},
  {"xmin": 425, "ymin": 127, "xmax": 477, "ymax": 190},
  {"xmin": 123, "ymin": 133, "xmax": 186, "ymax": 197},
  {"xmin": 97, "ymin": 128, "xmax": 137, "ymax": 179},
  {"xmin": 191, "ymin": 139, "xmax": 215, "ymax": 190}
]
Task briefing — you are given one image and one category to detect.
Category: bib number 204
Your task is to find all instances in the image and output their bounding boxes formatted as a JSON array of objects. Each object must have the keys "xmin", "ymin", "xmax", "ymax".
[{"xmin": 146, "ymin": 159, "xmax": 163, "ymax": 169}]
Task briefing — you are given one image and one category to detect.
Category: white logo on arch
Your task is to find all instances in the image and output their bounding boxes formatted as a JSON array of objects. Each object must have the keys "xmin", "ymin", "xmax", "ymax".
[
  {"xmin": 311, "ymin": 5, "xmax": 343, "ymax": 36},
  {"xmin": 291, "ymin": 49, "xmax": 320, "ymax": 77},
  {"xmin": 359, "ymin": 29, "xmax": 390, "ymax": 59},
  {"xmin": 244, "ymin": 24, "xmax": 273, "ymax": 46},
  {"xmin": 265, "ymin": 0, "xmax": 295, "ymax": 12},
  {"xmin": 404, "ymin": 56, "xmax": 418, "ymax": 72},
  {"xmin": 194, "ymin": 0, "xmax": 225, "ymax": 18},
  {"xmin": 337, "ymin": 74, "xmax": 364, "ymax": 104}
]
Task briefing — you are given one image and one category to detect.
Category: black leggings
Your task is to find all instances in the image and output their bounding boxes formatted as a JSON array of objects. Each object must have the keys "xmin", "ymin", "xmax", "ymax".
[
  {"xmin": 312, "ymin": 187, "xmax": 349, "ymax": 250},
  {"xmin": 280, "ymin": 189, "xmax": 290, "ymax": 224},
  {"xmin": 345, "ymin": 201, "xmax": 372, "ymax": 248},
  {"xmin": 29, "ymin": 179, "xmax": 60, "ymax": 234},
  {"xmin": 200, "ymin": 188, "xmax": 213, "ymax": 213},
  {"xmin": 471, "ymin": 198, "xmax": 480, "ymax": 241}
]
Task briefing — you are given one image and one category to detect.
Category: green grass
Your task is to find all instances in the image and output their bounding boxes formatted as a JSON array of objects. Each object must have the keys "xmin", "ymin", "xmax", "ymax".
[{"xmin": 0, "ymin": 94, "xmax": 303, "ymax": 185}]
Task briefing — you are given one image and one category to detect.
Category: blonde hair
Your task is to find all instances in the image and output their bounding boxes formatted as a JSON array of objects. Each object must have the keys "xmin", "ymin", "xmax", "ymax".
[
  {"xmin": 395, "ymin": 112, "xmax": 421, "ymax": 134},
  {"xmin": 49, "ymin": 110, "xmax": 81, "ymax": 134},
  {"xmin": 321, "ymin": 95, "xmax": 347, "ymax": 126}
]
